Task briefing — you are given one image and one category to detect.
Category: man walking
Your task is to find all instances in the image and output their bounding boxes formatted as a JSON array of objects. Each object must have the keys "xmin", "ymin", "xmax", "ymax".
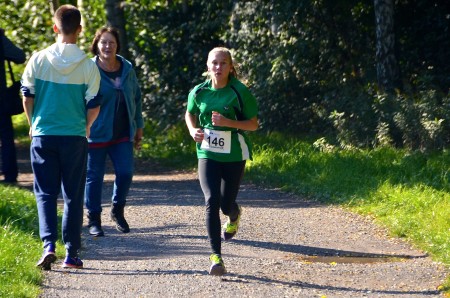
[{"xmin": 21, "ymin": 4, "xmax": 101, "ymax": 270}]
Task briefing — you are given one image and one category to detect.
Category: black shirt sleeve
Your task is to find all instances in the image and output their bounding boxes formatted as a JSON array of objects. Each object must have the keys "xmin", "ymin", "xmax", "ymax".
[{"xmin": 2, "ymin": 35, "xmax": 25, "ymax": 64}]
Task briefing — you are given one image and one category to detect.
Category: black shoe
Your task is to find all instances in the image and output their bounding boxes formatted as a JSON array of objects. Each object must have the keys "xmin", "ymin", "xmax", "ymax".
[
  {"xmin": 89, "ymin": 224, "xmax": 104, "ymax": 237},
  {"xmin": 87, "ymin": 212, "xmax": 104, "ymax": 237},
  {"xmin": 110, "ymin": 204, "xmax": 130, "ymax": 233},
  {"xmin": 1, "ymin": 178, "xmax": 17, "ymax": 185}
]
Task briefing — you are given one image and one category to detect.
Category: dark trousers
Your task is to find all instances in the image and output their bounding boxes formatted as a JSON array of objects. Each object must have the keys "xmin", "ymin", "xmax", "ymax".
[
  {"xmin": 0, "ymin": 109, "xmax": 18, "ymax": 182},
  {"xmin": 198, "ymin": 158, "xmax": 245, "ymax": 255},
  {"xmin": 31, "ymin": 136, "xmax": 87, "ymax": 257},
  {"xmin": 85, "ymin": 141, "xmax": 134, "ymax": 213}
]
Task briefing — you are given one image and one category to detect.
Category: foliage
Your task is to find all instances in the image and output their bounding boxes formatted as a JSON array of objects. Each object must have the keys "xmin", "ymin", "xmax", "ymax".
[
  {"xmin": 12, "ymin": 114, "xmax": 32, "ymax": 145},
  {"xmin": 395, "ymin": 0, "xmax": 450, "ymax": 93},
  {"xmin": 125, "ymin": 0, "xmax": 233, "ymax": 126},
  {"xmin": 78, "ymin": 0, "xmax": 108, "ymax": 51},
  {"xmin": 225, "ymin": 1, "xmax": 377, "ymax": 134},
  {"xmin": 1, "ymin": 0, "xmax": 106, "ymax": 69},
  {"xmin": 137, "ymin": 120, "xmax": 197, "ymax": 169},
  {"xmin": 122, "ymin": 0, "xmax": 449, "ymax": 150},
  {"xmin": 221, "ymin": 0, "xmax": 449, "ymax": 149},
  {"xmin": 1, "ymin": 0, "xmax": 449, "ymax": 151},
  {"xmin": 1, "ymin": 1, "xmax": 53, "ymax": 57}
]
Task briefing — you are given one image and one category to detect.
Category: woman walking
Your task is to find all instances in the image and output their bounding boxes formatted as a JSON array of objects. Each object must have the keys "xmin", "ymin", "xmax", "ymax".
[{"xmin": 85, "ymin": 27, "xmax": 144, "ymax": 236}]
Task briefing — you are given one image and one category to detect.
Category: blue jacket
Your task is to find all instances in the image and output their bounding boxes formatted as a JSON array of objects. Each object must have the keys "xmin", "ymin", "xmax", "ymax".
[{"xmin": 88, "ymin": 55, "xmax": 143, "ymax": 143}]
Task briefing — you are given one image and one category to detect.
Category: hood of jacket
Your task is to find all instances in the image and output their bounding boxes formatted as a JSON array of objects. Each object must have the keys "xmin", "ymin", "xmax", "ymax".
[{"xmin": 45, "ymin": 43, "xmax": 87, "ymax": 75}]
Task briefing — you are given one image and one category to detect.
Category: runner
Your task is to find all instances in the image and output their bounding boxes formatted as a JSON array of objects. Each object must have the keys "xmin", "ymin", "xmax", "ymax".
[{"xmin": 184, "ymin": 47, "xmax": 259, "ymax": 275}]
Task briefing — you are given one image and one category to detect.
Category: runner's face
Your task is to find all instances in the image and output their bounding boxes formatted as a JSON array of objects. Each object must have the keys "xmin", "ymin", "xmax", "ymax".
[
  {"xmin": 207, "ymin": 51, "xmax": 232, "ymax": 83},
  {"xmin": 98, "ymin": 32, "xmax": 117, "ymax": 60}
]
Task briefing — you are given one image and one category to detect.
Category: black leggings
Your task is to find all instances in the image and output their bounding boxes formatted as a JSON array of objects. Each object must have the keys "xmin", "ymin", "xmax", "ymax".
[{"xmin": 198, "ymin": 158, "xmax": 245, "ymax": 255}]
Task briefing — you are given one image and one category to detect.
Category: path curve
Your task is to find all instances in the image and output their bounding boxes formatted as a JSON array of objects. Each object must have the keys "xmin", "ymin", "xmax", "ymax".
[{"xmin": 15, "ymin": 147, "xmax": 447, "ymax": 297}]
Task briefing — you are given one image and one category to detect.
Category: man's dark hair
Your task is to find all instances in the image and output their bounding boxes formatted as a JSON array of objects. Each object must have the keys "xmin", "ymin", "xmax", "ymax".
[{"xmin": 54, "ymin": 5, "xmax": 81, "ymax": 35}]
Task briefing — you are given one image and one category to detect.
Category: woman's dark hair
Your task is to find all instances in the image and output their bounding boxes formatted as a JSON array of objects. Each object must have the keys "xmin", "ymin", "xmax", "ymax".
[{"xmin": 90, "ymin": 27, "xmax": 121, "ymax": 56}]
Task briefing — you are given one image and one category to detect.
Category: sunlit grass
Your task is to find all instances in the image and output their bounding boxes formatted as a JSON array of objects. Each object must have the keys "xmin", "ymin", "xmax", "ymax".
[
  {"xmin": 0, "ymin": 185, "xmax": 42, "ymax": 298},
  {"xmin": 356, "ymin": 182, "xmax": 449, "ymax": 262},
  {"xmin": 137, "ymin": 120, "xmax": 197, "ymax": 169},
  {"xmin": 245, "ymin": 131, "xmax": 449, "ymax": 293},
  {"xmin": 12, "ymin": 114, "xmax": 31, "ymax": 146}
]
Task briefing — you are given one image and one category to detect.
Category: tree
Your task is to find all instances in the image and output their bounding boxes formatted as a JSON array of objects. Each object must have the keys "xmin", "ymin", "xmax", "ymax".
[
  {"xmin": 1, "ymin": 0, "xmax": 448, "ymax": 149},
  {"xmin": 49, "ymin": 0, "xmax": 60, "ymax": 15},
  {"xmin": 105, "ymin": 0, "xmax": 130, "ymax": 59},
  {"xmin": 374, "ymin": 0, "xmax": 400, "ymax": 94}
]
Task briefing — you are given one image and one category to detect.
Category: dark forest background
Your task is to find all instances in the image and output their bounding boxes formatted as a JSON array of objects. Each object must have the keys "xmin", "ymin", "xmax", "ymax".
[{"xmin": 2, "ymin": 0, "xmax": 449, "ymax": 150}]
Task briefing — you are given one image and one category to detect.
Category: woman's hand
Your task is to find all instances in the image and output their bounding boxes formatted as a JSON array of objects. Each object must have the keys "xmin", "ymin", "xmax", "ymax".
[
  {"xmin": 134, "ymin": 128, "xmax": 144, "ymax": 150},
  {"xmin": 185, "ymin": 111, "xmax": 204, "ymax": 143},
  {"xmin": 212, "ymin": 111, "xmax": 259, "ymax": 131},
  {"xmin": 211, "ymin": 111, "xmax": 228, "ymax": 127},
  {"xmin": 189, "ymin": 128, "xmax": 204, "ymax": 143}
]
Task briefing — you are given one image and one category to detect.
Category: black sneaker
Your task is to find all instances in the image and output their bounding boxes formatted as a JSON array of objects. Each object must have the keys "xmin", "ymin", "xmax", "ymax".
[
  {"xmin": 110, "ymin": 205, "xmax": 130, "ymax": 233},
  {"xmin": 1, "ymin": 179, "xmax": 17, "ymax": 185},
  {"xmin": 87, "ymin": 212, "xmax": 104, "ymax": 237},
  {"xmin": 36, "ymin": 243, "xmax": 57, "ymax": 270},
  {"xmin": 89, "ymin": 224, "xmax": 104, "ymax": 237}
]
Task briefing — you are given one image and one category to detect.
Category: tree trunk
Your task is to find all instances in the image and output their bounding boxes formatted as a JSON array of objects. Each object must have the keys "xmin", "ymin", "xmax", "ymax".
[
  {"xmin": 182, "ymin": 0, "xmax": 188, "ymax": 14},
  {"xmin": 105, "ymin": 0, "xmax": 130, "ymax": 60},
  {"xmin": 374, "ymin": 0, "xmax": 399, "ymax": 94},
  {"xmin": 49, "ymin": 0, "xmax": 60, "ymax": 16},
  {"xmin": 374, "ymin": 0, "xmax": 403, "ymax": 146},
  {"xmin": 77, "ymin": 0, "xmax": 87, "ymax": 50}
]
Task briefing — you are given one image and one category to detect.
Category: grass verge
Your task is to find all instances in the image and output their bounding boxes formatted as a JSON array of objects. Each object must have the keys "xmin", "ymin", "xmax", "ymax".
[
  {"xmin": 245, "ymin": 132, "xmax": 449, "ymax": 293},
  {"xmin": 0, "ymin": 184, "xmax": 42, "ymax": 297}
]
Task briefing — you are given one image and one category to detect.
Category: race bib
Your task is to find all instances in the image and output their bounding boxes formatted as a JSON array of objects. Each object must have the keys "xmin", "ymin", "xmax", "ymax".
[{"xmin": 201, "ymin": 129, "xmax": 231, "ymax": 154}]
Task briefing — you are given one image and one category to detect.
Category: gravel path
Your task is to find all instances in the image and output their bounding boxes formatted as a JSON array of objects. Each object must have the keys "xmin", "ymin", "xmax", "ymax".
[{"xmin": 15, "ymin": 148, "xmax": 448, "ymax": 297}]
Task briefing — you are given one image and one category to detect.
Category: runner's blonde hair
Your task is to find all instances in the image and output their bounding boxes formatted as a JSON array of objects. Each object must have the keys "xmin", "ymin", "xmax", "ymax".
[{"xmin": 207, "ymin": 47, "xmax": 238, "ymax": 79}]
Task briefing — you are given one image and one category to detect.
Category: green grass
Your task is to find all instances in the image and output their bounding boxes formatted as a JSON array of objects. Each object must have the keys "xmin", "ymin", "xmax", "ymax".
[
  {"xmin": 0, "ymin": 185, "xmax": 42, "ymax": 298},
  {"xmin": 0, "ymin": 114, "xmax": 42, "ymax": 297},
  {"xmin": 12, "ymin": 114, "xmax": 31, "ymax": 146},
  {"xmin": 136, "ymin": 120, "xmax": 197, "ymax": 169}
]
